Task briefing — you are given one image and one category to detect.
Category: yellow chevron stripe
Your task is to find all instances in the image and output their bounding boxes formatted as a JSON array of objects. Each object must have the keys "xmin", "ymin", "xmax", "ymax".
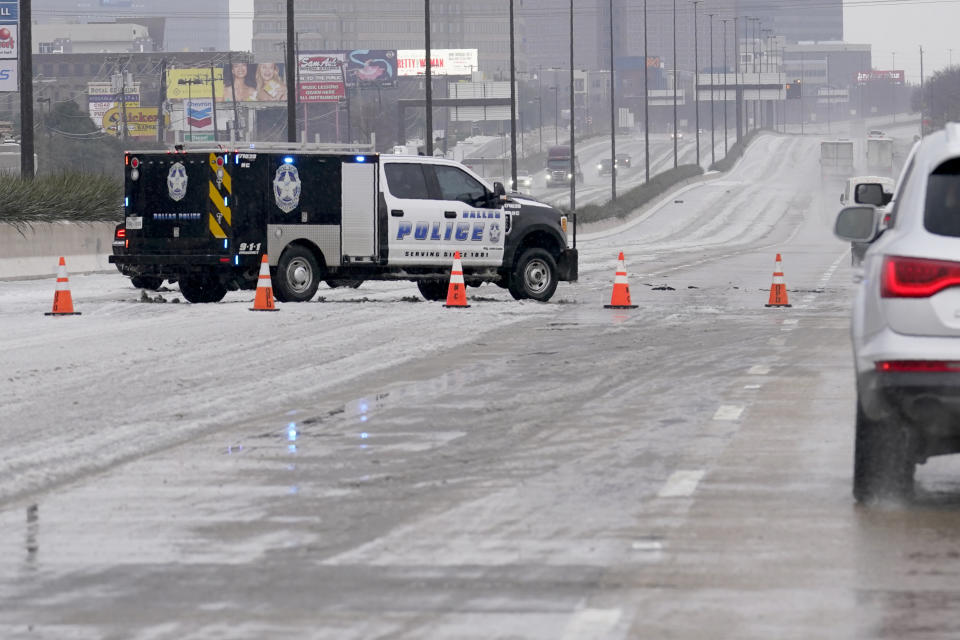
[
  {"xmin": 209, "ymin": 213, "xmax": 227, "ymax": 239},
  {"xmin": 209, "ymin": 181, "xmax": 232, "ymax": 226},
  {"xmin": 208, "ymin": 153, "xmax": 232, "ymax": 193}
]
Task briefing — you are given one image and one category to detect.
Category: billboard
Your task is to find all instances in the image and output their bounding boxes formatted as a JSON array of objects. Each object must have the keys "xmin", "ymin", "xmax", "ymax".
[
  {"xmin": 0, "ymin": 25, "xmax": 16, "ymax": 59},
  {"xmin": 102, "ymin": 106, "xmax": 160, "ymax": 138},
  {"xmin": 857, "ymin": 70, "xmax": 904, "ymax": 85},
  {"xmin": 0, "ymin": 58, "xmax": 14, "ymax": 92},
  {"xmin": 166, "ymin": 68, "xmax": 225, "ymax": 101},
  {"xmin": 305, "ymin": 50, "xmax": 396, "ymax": 87},
  {"xmin": 0, "ymin": 2, "xmax": 17, "ymax": 24},
  {"xmin": 397, "ymin": 49, "xmax": 478, "ymax": 77},
  {"xmin": 218, "ymin": 62, "xmax": 288, "ymax": 102},
  {"xmin": 297, "ymin": 53, "xmax": 345, "ymax": 103},
  {"xmin": 87, "ymin": 81, "xmax": 140, "ymax": 128}
]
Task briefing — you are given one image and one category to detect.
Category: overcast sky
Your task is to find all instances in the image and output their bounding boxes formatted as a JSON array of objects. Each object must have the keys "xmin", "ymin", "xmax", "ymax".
[{"xmin": 229, "ymin": 1, "xmax": 954, "ymax": 85}]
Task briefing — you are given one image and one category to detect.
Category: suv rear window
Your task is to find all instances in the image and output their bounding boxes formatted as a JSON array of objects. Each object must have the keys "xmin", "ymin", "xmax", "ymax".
[{"xmin": 925, "ymin": 158, "xmax": 960, "ymax": 237}]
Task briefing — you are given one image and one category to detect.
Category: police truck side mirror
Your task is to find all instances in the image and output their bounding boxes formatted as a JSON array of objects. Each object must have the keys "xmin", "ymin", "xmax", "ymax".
[{"xmin": 493, "ymin": 181, "xmax": 506, "ymax": 198}]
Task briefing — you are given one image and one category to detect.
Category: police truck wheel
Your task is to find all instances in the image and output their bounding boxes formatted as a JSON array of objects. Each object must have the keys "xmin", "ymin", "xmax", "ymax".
[
  {"xmin": 417, "ymin": 280, "xmax": 448, "ymax": 301},
  {"xmin": 510, "ymin": 248, "xmax": 558, "ymax": 302},
  {"xmin": 275, "ymin": 246, "xmax": 322, "ymax": 302},
  {"xmin": 178, "ymin": 275, "xmax": 227, "ymax": 303},
  {"xmin": 131, "ymin": 276, "xmax": 163, "ymax": 291}
]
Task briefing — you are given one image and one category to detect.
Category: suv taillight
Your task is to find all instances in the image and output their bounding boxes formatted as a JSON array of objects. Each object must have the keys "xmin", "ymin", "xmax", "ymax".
[
  {"xmin": 877, "ymin": 361, "xmax": 960, "ymax": 372},
  {"xmin": 881, "ymin": 255, "xmax": 960, "ymax": 298}
]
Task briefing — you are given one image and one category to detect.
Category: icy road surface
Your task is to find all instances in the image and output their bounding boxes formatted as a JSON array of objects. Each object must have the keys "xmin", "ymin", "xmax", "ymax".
[{"xmin": 6, "ymin": 122, "xmax": 960, "ymax": 639}]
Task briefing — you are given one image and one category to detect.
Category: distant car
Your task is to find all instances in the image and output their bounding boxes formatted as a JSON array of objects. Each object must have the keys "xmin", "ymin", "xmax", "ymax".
[
  {"xmin": 510, "ymin": 173, "xmax": 534, "ymax": 190},
  {"xmin": 670, "ymin": 131, "xmax": 684, "ymax": 140},
  {"xmin": 833, "ymin": 126, "xmax": 960, "ymax": 502},
  {"xmin": 615, "ymin": 153, "xmax": 632, "ymax": 169},
  {"xmin": 597, "ymin": 158, "xmax": 615, "ymax": 176},
  {"xmin": 867, "ymin": 129, "xmax": 886, "ymax": 138}
]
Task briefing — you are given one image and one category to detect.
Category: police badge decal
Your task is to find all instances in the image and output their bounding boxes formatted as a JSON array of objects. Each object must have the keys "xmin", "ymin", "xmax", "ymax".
[
  {"xmin": 273, "ymin": 163, "xmax": 302, "ymax": 213},
  {"xmin": 167, "ymin": 162, "xmax": 188, "ymax": 202}
]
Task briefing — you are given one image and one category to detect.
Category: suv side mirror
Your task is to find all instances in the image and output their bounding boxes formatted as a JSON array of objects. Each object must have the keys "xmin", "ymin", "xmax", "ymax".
[
  {"xmin": 855, "ymin": 183, "xmax": 886, "ymax": 206},
  {"xmin": 835, "ymin": 206, "xmax": 879, "ymax": 243}
]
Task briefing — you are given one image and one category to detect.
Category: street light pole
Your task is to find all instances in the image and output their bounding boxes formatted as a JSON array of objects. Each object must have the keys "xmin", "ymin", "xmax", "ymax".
[
  {"xmin": 643, "ymin": 0, "xmax": 650, "ymax": 183},
  {"xmin": 569, "ymin": 0, "xmax": 576, "ymax": 212},
  {"xmin": 672, "ymin": 0, "xmax": 678, "ymax": 168},
  {"xmin": 538, "ymin": 65, "xmax": 543, "ymax": 153},
  {"xmin": 709, "ymin": 13, "xmax": 715, "ymax": 166},
  {"xmin": 509, "ymin": 0, "xmax": 517, "ymax": 187},
  {"xmin": 693, "ymin": 1, "xmax": 701, "ymax": 168},
  {"xmin": 285, "ymin": 0, "xmax": 296, "ymax": 143},
  {"xmin": 425, "ymin": 0, "xmax": 433, "ymax": 155},
  {"xmin": 722, "ymin": 18, "xmax": 728, "ymax": 155},
  {"xmin": 609, "ymin": 0, "xmax": 617, "ymax": 201}
]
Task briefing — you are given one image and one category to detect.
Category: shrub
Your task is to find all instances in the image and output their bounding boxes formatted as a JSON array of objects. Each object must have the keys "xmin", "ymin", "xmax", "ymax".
[
  {"xmin": 572, "ymin": 163, "xmax": 704, "ymax": 224},
  {"xmin": 0, "ymin": 173, "xmax": 122, "ymax": 228},
  {"xmin": 708, "ymin": 128, "xmax": 766, "ymax": 172}
]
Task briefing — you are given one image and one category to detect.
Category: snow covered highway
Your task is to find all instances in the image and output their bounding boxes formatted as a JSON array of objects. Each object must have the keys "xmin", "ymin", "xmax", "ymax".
[{"xmin": 7, "ymin": 124, "xmax": 960, "ymax": 639}]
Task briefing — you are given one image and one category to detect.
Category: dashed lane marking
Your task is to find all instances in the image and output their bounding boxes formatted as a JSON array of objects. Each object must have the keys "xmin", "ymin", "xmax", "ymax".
[
  {"xmin": 713, "ymin": 405, "xmax": 744, "ymax": 421},
  {"xmin": 769, "ymin": 337, "xmax": 786, "ymax": 346},
  {"xmin": 748, "ymin": 365, "xmax": 770, "ymax": 375},
  {"xmin": 658, "ymin": 470, "xmax": 707, "ymax": 498},
  {"xmin": 744, "ymin": 384, "xmax": 762, "ymax": 390}
]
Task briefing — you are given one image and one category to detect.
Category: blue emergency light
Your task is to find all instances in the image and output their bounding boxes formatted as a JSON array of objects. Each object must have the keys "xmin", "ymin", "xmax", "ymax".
[
  {"xmin": 283, "ymin": 156, "xmax": 294, "ymax": 164},
  {"xmin": 355, "ymin": 155, "xmax": 366, "ymax": 163}
]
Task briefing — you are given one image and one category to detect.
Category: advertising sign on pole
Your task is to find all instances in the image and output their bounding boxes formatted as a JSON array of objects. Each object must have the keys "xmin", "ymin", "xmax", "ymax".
[
  {"xmin": 0, "ymin": 24, "xmax": 17, "ymax": 59},
  {"xmin": 397, "ymin": 49, "xmax": 478, "ymax": 77},
  {"xmin": 297, "ymin": 52, "xmax": 345, "ymax": 103},
  {"xmin": 87, "ymin": 81, "xmax": 140, "ymax": 129},
  {"xmin": 856, "ymin": 70, "xmax": 904, "ymax": 85},
  {"xmin": 218, "ymin": 62, "xmax": 287, "ymax": 102},
  {"xmin": 0, "ymin": 2, "xmax": 18, "ymax": 24},
  {"xmin": 166, "ymin": 68, "xmax": 225, "ymax": 101},
  {"xmin": 307, "ymin": 50, "xmax": 397, "ymax": 87},
  {"xmin": 0, "ymin": 58, "xmax": 15, "ymax": 91},
  {"xmin": 102, "ymin": 106, "xmax": 161, "ymax": 137}
]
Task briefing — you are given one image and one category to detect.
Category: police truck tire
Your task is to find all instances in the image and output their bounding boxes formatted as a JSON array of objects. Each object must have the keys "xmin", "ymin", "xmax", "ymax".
[
  {"xmin": 179, "ymin": 275, "xmax": 227, "ymax": 303},
  {"xmin": 417, "ymin": 280, "xmax": 448, "ymax": 301},
  {"xmin": 326, "ymin": 279, "xmax": 363, "ymax": 289},
  {"xmin": 510, "ymin": 248, "xmax": 558, "ymax": 302},
  {"xmin": 275, "ymin": 246, "xmax": 322, "ymax": 302},
  {"xmin": 131, "ymin": 276, "xmax": 163, "ymax": 291}
]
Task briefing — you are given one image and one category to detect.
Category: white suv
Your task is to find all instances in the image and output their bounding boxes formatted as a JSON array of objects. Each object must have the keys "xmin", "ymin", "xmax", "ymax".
[{"xmin": 834, "ymin": 126, "xmax": 960, "ymax": 502}]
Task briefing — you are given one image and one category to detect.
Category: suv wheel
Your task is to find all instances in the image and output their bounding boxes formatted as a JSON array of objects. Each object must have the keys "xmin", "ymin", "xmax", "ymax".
[
  {"xmin": 853, "ymin": 400, "xmax": 916, "ymax": 502},
  {"xmin": 509, "ymin": 248, "xmax": 558, "ymax": 302},
  {"xmin": 275, "ymin": 246, "xmax": 322, "ymax": 302},
  {"xmin": 417, "ymin": 279, "xmax": 448, "ymax": 301}
]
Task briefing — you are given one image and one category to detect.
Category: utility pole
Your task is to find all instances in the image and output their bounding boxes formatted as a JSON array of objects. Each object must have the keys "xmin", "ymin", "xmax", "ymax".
[
  {"xmin": 709, "ymin": 13, "xmax": 715, "ymax": 166},
  {"xmin": 800, "ymin": 52, "xmax": 805, "ymax": 135},
  {"xmin": 20, "ymin": 0, "xmax": 33, "ymax": 178},
  {"xmin": 509, "ymin": 0, "xmax": 517, "ymax": 188},
  {"xmin": 119, "ymin": 58, "xmax": 128, "ymax": 141},
  {"xmin": 425, "ymin": 0, "xmax": 433, "ymax": 155},
  {"xmin": 643, "ymin": 0, "xmax": 650, "ymax": 183},
  {"xmin": 227, "ymin": 52, "xmax": 240, "ymax": 141},
  {"xmin": 891, "ymin": 52, "xmax": 897, "ymax": 123},
  {"xmin": 735, "ymin": 16, "xmax": 742, "ymax": 141},
  {"xmin": 693, "ymin": 1, "xmax": 701, "ymax": 168},
  {"xmin": 569, "ymin": 0, "xmax": 575, "ymax": 211},
  {"xmin": 672, "ymin": 0, "xmax": 678, "ymax": 168},
  {"xmin": 538, "ymin": 65, "xmax": 543, "ymax": 153},
  {"xmin": 157, "ymin": 57, "xmax": 167, "ymax": 144},
  {"xmin": 285, "ymin": 0, "xmax": 296, "ymax": 142},
  {"xmin": 609, "ymin": 0, "xmax": 616, "ymax": 200},
  {"xmin": 210, "ymin": 63, "xmax": 219, "ymax": 142}
]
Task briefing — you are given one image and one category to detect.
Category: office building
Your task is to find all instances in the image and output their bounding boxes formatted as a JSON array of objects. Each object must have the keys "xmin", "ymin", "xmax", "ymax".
[{"xmin": 35, "ymin": 0, "xmax": 230, "ymax": 52}]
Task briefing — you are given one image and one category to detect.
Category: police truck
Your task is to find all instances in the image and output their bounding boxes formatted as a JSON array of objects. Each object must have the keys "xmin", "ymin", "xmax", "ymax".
[{"xmin": 110, "ymin": 145, "xmax": 578, "ymax": 303}]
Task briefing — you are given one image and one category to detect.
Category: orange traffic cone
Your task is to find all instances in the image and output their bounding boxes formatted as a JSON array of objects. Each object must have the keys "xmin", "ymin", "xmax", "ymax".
[
  {"xmin": 604, "ymin": 251, "xmax": 638, "ymax": 309},
  {"xmin": 45, "ymin": 257, "xmax": 81, "ymax": 316},
  {"xmin": 444, "ymin": 251, "xmax": 470, "ymax": 308},
  {"xmin": 765, "ymin": 254, "xmax": 792, "ymax": 308},
  {"xmin": 251, "ymin": 254, "xmax": 279, "ymax": 311}
]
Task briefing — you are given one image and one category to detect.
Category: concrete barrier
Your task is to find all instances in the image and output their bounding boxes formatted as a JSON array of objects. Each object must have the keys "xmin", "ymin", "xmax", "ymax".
[{"xmin": 0, "ymin": 221, "xmax": 117, "ymax": 280}]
